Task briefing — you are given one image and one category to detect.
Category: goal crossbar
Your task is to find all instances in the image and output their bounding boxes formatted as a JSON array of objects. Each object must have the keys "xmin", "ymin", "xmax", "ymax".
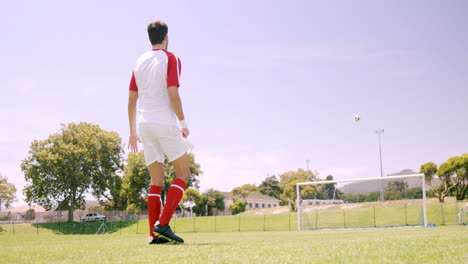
[{"xmin": 296, "ymin": 174, "xmax": 427, "ymax": 230}]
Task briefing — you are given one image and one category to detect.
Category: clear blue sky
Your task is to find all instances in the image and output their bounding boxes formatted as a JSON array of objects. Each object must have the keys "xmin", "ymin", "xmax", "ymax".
[{"xmin": 2, "ymin": 0, "xmax": 467, "ymax": 207}]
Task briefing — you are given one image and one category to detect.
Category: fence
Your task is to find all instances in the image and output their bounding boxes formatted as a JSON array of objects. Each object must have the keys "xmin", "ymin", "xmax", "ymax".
[{"xmin": 0, "ymin": 200, "xmax": 466, "ymax": 235}]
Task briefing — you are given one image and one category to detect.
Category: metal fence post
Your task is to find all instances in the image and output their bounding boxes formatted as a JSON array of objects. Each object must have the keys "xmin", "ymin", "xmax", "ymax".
[
  {"xmin": 343, "ymin": 209, "xmax": 346, "ymax": 228},
  {"xmin": 214, "ymin": 216, "xmax": 217, "ymax": 232},
  {"xmin": 441, "ymin": 203, "xmax": 445, "ymax": 225},
  {"xmin": 288, "ymin": 212, "xmax": 291, "ymax": 231},
  {"xmin": 193, "ymin": 217, "xmax": 196, "ymax": 233},
  {"xmin": 373, "ymin": 207, "xmax": 376, "ymax": 227},
  {"xmin": 315, "ymin": 209, "xmax": 318, "ymax": 229},
  {"xmin": 136, "ymin": 216, "xmax": 139, "ymax": 234},
  {"xmin": 238, "ymin": 215, "xmax": 241, "ymax": 232},
  {"xmin": 405, "ymin": 203, "xmax": 408, "ymax": 226},
  {"xmin": 263, "ymin": 215, "xmax": 266, "ymax": 231}
]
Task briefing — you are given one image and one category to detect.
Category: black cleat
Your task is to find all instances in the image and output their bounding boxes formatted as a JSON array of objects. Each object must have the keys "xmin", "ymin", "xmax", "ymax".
[
  {"xmin": 153, "ymin": 224, "xmax": 184, "ymax": 244},
  {"xmin": 148, "ymin": 236, "xmax": 170, "ymax": 245}
]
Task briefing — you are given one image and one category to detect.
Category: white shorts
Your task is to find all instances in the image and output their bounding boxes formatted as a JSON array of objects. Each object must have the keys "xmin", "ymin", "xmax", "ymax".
[{"xmin": 138, "ymin": 123, "xmax": 193, "ymax": 165}]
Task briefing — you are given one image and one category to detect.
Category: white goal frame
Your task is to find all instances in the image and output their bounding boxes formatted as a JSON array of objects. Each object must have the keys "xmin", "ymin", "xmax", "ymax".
[{"xmin": 296, "ymin": 174, "xmax": 427, "ymax": 230}]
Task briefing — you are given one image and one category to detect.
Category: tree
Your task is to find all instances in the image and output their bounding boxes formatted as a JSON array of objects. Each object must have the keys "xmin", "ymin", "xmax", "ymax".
[
  {"xmin": 231, "ymin": 184, "xmax": 259, "ymax": 202},
  {"xmin": 121, "ymin": 152, "xmax": 203, "ymax": 213},
  {"xmin": 0, "ymin": 175, "xmax": 17, "ymax": 211},
  {"xmin": 121, "ymin": 151, "xmax": 149, "ymax": 213},
  {"xmin": 283, "ymin": 180, "xmax": 322, "ymax": 211},
  {"xmin": 21, "ymin": 122, "xmax": 124, "ymax": 222},
  {"xmin": 104, "ymin": 175, "xmax": 126, "ymax": 211},
  {"xmin": 455, "ymin": 154, "xmax": 468, "ymax": 200},
  {"xmin": 385, "ymin": 180, "xmax": 408, "ymax": 193},
  {"xmin": 192, "ymin": 194, "xmax": 208, "ymax": 216},
  {"xmin": 278, "ymin": 168, "xmax": 317, "ymax": 190},
  {"xmin": 258, "ymin": 175, "xmax": 282, "ymax": 199},
  {"xmin": 420, "ymin": 161, "xmax": 452, "ymax": 203},
  {"xmin": 279, "ymin": 168, "xmax": 319, "ymax": 208},
  {"xmin": 24, "ymin": 209, "xmax": 36, "ymax": 220},
  {"xmin": 437, "ymin": 154, "xmax": 468, "ymax": 201},
  {"xmin": 161, "ymin": 153, "xmax": 202, "ymax": 203},
  {"xmin": 229, "ymin": 200, "xmax": 247, "ymax": 215},
  {"xmin": 324, "ymin": 175, "xmax": 336, "ymax": 199},
  {"xmin": 204, "ymin": 189, "xmax": 225, "ymax": 216},
  {"xmin": 283, "ymin": 180, "xmax": 301, "ymax": 211},
  {"xmin": 182, "ymin": 188, "xmax": 201, "ymax": 216},
  {"xmin": 420, "ymin": 162, "xmax": 437, "ymax": 186}
]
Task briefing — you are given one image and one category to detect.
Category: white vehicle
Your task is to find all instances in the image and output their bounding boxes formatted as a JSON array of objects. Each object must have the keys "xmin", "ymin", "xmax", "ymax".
[{"xmin": 81, "ymin": 213, "xmax": 107, "ymax": 222}]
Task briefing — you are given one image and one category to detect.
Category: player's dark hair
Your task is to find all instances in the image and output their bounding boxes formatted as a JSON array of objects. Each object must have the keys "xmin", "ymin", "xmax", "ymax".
[{"xmin": 147, "ymin": 21, "xmax": 168, "ymax": 45}]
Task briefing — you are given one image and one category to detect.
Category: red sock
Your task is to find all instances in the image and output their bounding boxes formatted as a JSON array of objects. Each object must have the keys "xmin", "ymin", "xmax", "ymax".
[
  {"xmin": 148, "ymin": 185, "xmax": 162, "ymax": 238},
  {"xmin": 159, "ymin": 178, "xmax": 187, "ymax": 226}
]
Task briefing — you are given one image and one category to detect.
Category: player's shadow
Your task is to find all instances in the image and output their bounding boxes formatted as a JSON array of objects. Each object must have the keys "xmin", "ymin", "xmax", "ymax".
[
  {"xmin": 160, "ymin": 242, "xmax": 232, "ymax": 246},
  {"xmin": 34, "ymin": 220, "xmax": 138, "ymax": 235}
]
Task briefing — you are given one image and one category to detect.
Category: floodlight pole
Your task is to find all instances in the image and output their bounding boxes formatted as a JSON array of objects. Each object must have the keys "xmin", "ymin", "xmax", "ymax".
[
  {"xmin": 306, "ymin": 159, "xmax": 310, "ymax": 171},
  {"xmin": 376, "ymin": 129, "xmax": 385, "ymax": 201}
]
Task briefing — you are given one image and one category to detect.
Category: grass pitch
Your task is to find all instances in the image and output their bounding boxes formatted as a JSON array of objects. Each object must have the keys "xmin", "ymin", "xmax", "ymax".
[{"xmin": 1, "ymin": 226, "xmax": 466, "ymax": 263}]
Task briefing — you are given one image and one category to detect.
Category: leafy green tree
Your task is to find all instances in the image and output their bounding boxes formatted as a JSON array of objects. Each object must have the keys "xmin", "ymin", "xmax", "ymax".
[
  {"xmin": 455, "ymin": 154, "xmax": 468, "ymax": 200},
  {"xmin": 104, "ymin": 175, "xmax": 126, "ymax": 211},
  {"xmin": 283, "ymin": 180, "xmax": 301, "ymax": 211},
  {"xmin": 204, "ymin": 189, "xmax": 225, "ymax": 216},
  {"xmin": 437, "ymin": 154, "xmax": 468, "ymax": 201},
  {"xmin": 279, "ymin": 168, "xmax": 317, "ymax": 190},
  {"xmin": 384, "ymin": 180, "xmax": 408, "ymax": 200},
  {"xmin": 162, "ymin": 153, "xmax": 202, "ymax": 203},
  {"xmin": 0, "ymin": 175, "xmax": 17, "ymax": 211},
  {"xmin": 402, "ymin": 187, "xmax": 423, "ymax": 199},
  {"xmin": 24, "ymin": 209, "xmax": 35, "ymax": 220},
  {"xmin": 341, "ymin": 192, "xmax": 380, "ymax": 203},
  {"xmin": 283, "ymin": 180, "xmax": 321, "ymax": 211},
  {"xmin": 278, "ymin": 168, "xmax": 319, "ymax": 208},
  {"xmin": 229, "ymin": 200, "xmax": 247, "ymax": 215},
  {"xmin": 21, "ymin": 122, "xmax": 124, "ymax": 222},
  {"xmin": 231, "ymin": 184, "xmax": 259, "ymax": 202},
  {"xmin": 121, "ymin": 152, "xmax": 202, "ymax": 213},
  {"xmin": 385, "ymin": 180, "xmax": 408, "ymax": 192},
  {"xmin": 193, "ymin": 194, "xmax": 208, "ymax": 216},
  {"xmin": 258, "ymin": 175, "xmax": 282, "ymax": 199},
  {"xmin": 181, "ymin": 188, "xmax": 201, "ymax": 216},
  {"xmin": 420, "ymin": 162, "xmax": 438, "ymax": 186},
  {"xmin": 121, "ymin": 151, "xmax": 149, "ymax": 213},
  {"xmin": 324, "ymin": 175, "xmax": 336, "ymax": 199}
]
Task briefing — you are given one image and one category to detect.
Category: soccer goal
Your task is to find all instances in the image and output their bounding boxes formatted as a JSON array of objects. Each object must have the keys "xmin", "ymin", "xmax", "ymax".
[{"xmin": 296, "ymin": 174, "xmax": 427, "ymax": 231}]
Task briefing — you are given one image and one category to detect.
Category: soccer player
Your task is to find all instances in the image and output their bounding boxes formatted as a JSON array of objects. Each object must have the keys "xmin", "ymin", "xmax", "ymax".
[{"xmin": 128, "ymin": 20, "xmax": 191, "ymax": 244}]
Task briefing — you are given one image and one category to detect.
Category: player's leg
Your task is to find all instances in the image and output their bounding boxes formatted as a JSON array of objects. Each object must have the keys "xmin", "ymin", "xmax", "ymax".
[
  {"xmin": 147, "ymin": 161, "xmax": 169, "ymax": 244},
  {"xmin": 139, "ymin": 132, "xmax": 170, "ymax": 245},
  {"xmin": 159, "ymin": 153, "xmax": 190, "ymax": 225},
  {"xmin": 154, "ymin": 152, "xmax": 190, "ymax": 243}
]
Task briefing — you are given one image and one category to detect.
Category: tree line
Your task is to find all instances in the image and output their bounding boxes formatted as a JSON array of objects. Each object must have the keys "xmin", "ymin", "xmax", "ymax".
[{"xmin": 2, "ymin": 122, "xmax": 466, "ymax": 222}]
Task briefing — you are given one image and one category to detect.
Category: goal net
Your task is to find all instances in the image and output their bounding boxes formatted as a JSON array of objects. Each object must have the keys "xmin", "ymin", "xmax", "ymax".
[{"xmin": 296, "ymin": 174, "xmax": 428, "ymax": 230}]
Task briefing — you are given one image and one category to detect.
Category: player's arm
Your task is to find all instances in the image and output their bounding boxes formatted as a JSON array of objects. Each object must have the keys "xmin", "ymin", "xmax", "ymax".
[
  {"xmin": 128, "ymin": 73, "xmax": 140, "ymax": 152},
  {"xmin": 168, "ymin": 86, "xmax": 189, "ymax": 138},
  {"xmin": 167, "ymin": 54, "xmax": 189, "ymax": 138}
]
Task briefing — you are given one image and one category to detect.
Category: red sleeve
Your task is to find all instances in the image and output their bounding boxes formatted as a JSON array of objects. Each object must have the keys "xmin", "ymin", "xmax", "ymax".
[
  {"xmin": 129, "ymin": 72, "xmax": 138, "ymax": 92},
  {"xmin": 167, "ymin": 54, "xmax": 181, "ymax": 87}
]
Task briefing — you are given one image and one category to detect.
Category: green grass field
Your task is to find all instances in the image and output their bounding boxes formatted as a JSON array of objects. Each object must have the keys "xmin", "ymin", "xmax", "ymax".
[
  {"xmin": 1, "ymin": 226, "xmax": 467, "ymax": 263},
  {"xmin": 1, "ymin": 200, "xmax": 466, "ymax": 263}
]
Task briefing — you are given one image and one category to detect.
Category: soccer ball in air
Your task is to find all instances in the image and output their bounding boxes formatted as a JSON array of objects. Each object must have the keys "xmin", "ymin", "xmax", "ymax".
[{"xmin": 354, "ymin": 115, "xmax": 361, "ymax": 122}]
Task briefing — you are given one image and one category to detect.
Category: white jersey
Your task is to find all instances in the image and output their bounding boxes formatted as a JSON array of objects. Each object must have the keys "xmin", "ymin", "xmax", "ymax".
[{"xmin": 130, "ymin": 49, "xmax": 181, "ymax": 126}]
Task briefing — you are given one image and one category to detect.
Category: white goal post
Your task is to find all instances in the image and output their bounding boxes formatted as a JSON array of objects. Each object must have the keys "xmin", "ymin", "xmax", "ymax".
[{"xmin": 296, "ymin": 174, "xmax": 427, "ymax": 230}]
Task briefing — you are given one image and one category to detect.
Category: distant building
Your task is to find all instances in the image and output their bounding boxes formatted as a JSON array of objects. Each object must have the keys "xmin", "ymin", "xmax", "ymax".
[
  {"xmin": 221, "ymin": 192, "xmax": 281, "ymax": 215},
  {"xmin": 301, "ymin": 199, "xmax": 343, "ymax": 206}
]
